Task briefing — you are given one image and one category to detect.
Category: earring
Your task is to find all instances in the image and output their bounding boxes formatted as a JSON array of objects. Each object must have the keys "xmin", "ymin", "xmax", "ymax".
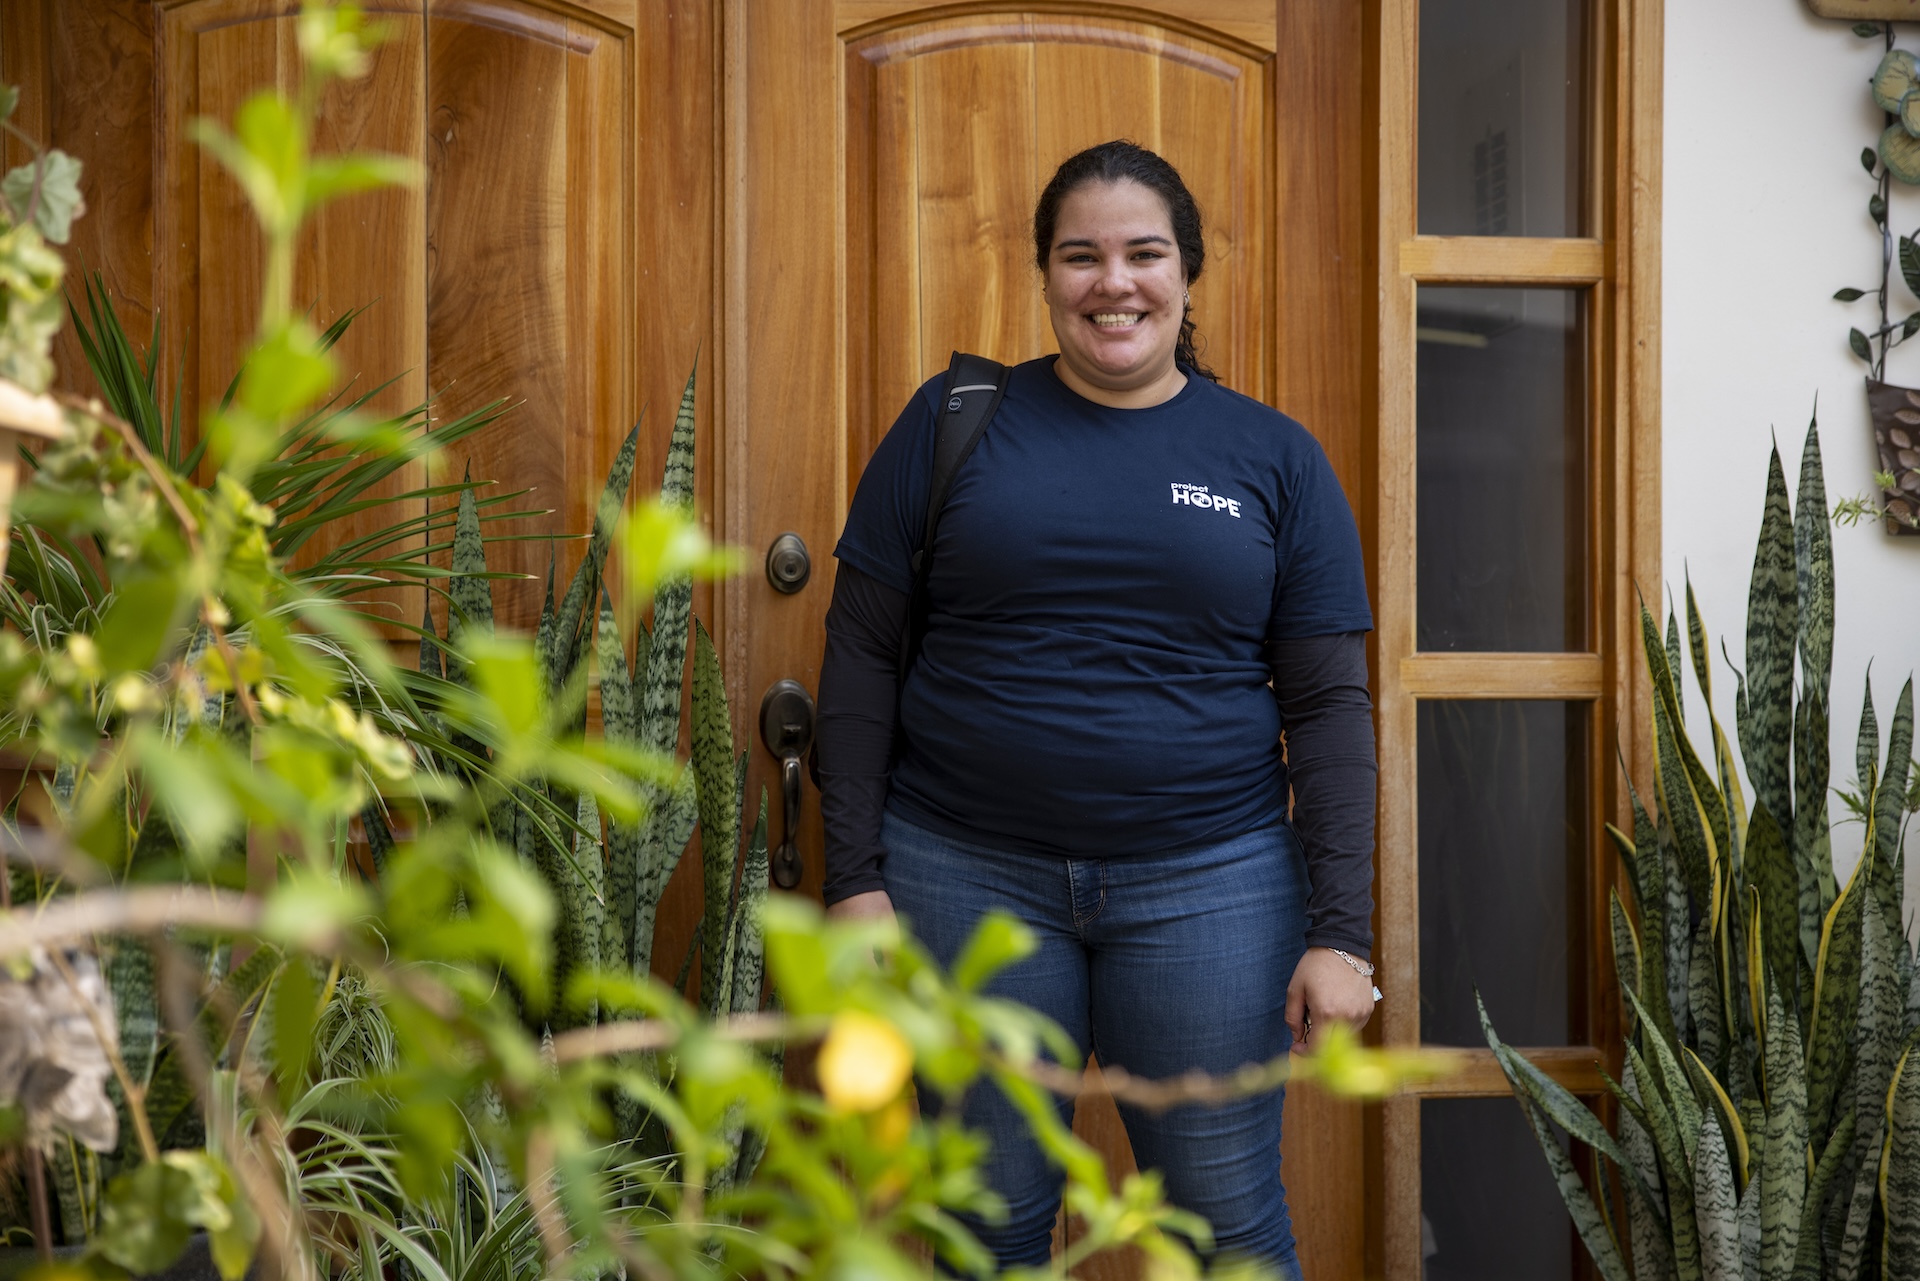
[{"xmin": 1183, "ymin": 289, "xmax": 1191, "ymax": 307}]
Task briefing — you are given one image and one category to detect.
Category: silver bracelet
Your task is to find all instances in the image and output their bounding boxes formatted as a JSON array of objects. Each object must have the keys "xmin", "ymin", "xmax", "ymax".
[{"xmin": 1329, "ymin": 948, "xmax": 1384, "ymax": 1004}]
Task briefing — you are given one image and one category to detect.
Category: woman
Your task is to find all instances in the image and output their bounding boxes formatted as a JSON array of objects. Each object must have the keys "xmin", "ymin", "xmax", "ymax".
[{"xmin": 816, "ymin": 140, "xmax": 1377, "ymax": 1276}]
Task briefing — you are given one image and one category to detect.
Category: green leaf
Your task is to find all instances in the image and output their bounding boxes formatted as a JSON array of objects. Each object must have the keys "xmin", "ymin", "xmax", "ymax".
[
  {"xmin": 1760, "ymin": 975, "xmax": 1807, "ymax": 1280},
  {"xmin": 1884, "ymin": 1045, "xmax": 1920, "ymax": 1280},
  {"xmin": 1835, "ymin": 286, "xmax": 1869, "ymax": 302},
  {"xmin": 1859, "ymin": 671, "xmax": 1882, "ymax": 799},
  {"xmin": 96, "ymin": 571, "xmax": 187, "ymax": 674},
  {"xmin": 234, "ymin": 319, "xmax": 335, "ymax": 422},
  {"xmin": 1743, "ymin": 444, "xmax": 1797, "ymax": 842},
  {"xmin": 1797, "ymin": 418, "xmax": 1835, "ymax": 709},
  {"xmin": 304, "ymin": 151, "xmax": 416, "ymax": 207},
  {"xmin": 1852, "ymin": 326, "xmax": 1874, "ymax": 362},
  {"xmin": 691, "ymin": 620, "xmax": 741, "ymax": 1014},
  {"xmin": 2, "ymin": 148, "xmax": 84, "ymax": 243},
  {"xmin": 553, "ymin": 421, "xmax": 642, "ymax": 692},
  {"xmin": 1873, "ymin": 678, "xmax": 1913, "ymax": 876},
  {"xmin": 1857, "ymin": 21, "xmax": 1885, "ymax": 38},
  {"xmin": 1805, "ymin": 852, "xmax": 1867, "ymax": 1145},
  {"xmin": 954, "ymin": 912, "xmax": 1040, "ymax": 994},
  {"xmin": 1796, "ymin": 1109, "xmax": 1856, "ymax": 1278},
  {"xmin": 1695, "ymin": 1113, "xmax": 1740, "ymax": 1281},
  {"xmin": 1747, "ymin": 803, "xmax": 1800, "ymax": 998},
  {"xmin": 97, "ymin": 1152, "xmax": 254, "ymax": 1278},
  {"xmin": 597, "ymin": 591, "xmax": 638, "ymax": 975},
  {"xmin": 1611, "ymin": 888, "xmax": 1641, "ymax": 1029},
  {"xmin": 729, "ymin": 788, "xmax": 770, "ymax": 1016},
  {"xmin": 1873, "ymin": 193, "xmax": 1891, "ymax": 224}
]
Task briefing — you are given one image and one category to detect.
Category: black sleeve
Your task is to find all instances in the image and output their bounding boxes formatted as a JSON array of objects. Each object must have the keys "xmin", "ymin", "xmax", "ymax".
[
  {"xmin": 817, "ymin": 564, "xmax": 908, "ymax": 904},
  {"xmin": 1267, "ymin": 631, "xmax": 1377, "ymax": 960}
]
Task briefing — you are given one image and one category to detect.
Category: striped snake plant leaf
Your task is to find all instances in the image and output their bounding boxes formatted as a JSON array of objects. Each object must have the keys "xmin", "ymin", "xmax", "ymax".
[
  {"xmin": 1688, "ymin": 577, "xmax": 1749, "ymax": 868},
  {"xmin": 1480, "ymin": 995, "xmax": 1652, "ymax": 1196},
  {"xmin": 1660, "ymin": 814, "xmax": 1700, "ymax": 1044},
  {"xmin": 1857, "ymin": 671, "xmax": 1881, "ymax": 805},
  {"xmin": 1608, "ymin": 820, "xmax": 1642, "ymax": 909},
  {"xmin": 1508, "ymin": 1089, "xmax": 1636, "ymax": 1281},
  {"xmin": 631, "ymin": 771, "xmax": 697, "ymax": 976},
  {"xmin": 1794, "ymin": 690, "xmax": 1837, "ymax": 930},
  {"xmin": 691, "ymin": 620, "xmax": 742, "ymax": 1015},
  {"xmin": 447, "ymin": 471, "xmax": 493, "ymax": 652},
  {"xmin": 1806, "ymin": 848, "xmax": 1870, "ymax": 1145},
  {"xmin": 1626, "ymin": 1040, "xmax": 1706, "ymax": 1277},
  {"xmin": 1629, "ymin": 985, "xmax": 1707, "ymax": 1169},
  {"xmin": 142, "ymin": 945, "xmax": 282, "ymax": 1150},
  {"xmin": 536, "ymin": 554, "xmax": 559, "ymax": 696},
  {"xmin": 1690, "ymin": 913, "xmax": 1726, "ymax": 1072},
  {"xmin": 1872, "ymin": 678, "xmax": 1914, "ymax": 901},
  {"xmin": 1647, "ymin": 603, "xmax": 1720, "ymax": 908},
  {"xmin": 1835, "ymin": 1113, "xmax": 1885, "ymax": 1281},
  {"xmin": 1792, "ymin": 421, "xmax": 1834, "ymax": 717},
  {"xmin": 1749, "ymin": 887, "xmax": 1769, "ymax": 1055},
  {"xmin": 1617, "ymin": 1060, "xmax": 1675, "ymax": 1235},
  {"xmin": 1685, "ymin": 1045, "xmax": 1752, "ymax": 1188},
  {"xmin": 729, "ymin": 789, "xmax": 769, "ymax": 1018},
  {"xmin": 418, "ymin": 597, "xmax": 443, "ymax": 681},
  {"xmin": 360, "ymin": 800, "xmax": 394, "ymax": 876},
  {"xmin": 1742, "ymin": 443, "xmax": 1797, "ymax": 838},
  {"xmin": 1747, "ymin": 803, "xmax": 1801, "ymax": 1006},
  {"xmin": 662, "ymin": 361, "xmax": 697, "ymax": 510},
  {"xmin": 1613, "ymin": 888, "xmax": 1642, "ymax": 1032},
  {"xmin": 1855, "ymin": 888, "xmax": 1906, "ymax": 1162},
  {"xmin": 1794, "ymin": 1107, "xmax": 1856, "ymax": 1279},
  {"xmin": 706, "ymin": 752, "xmax": 748, "ymax": 1021},
  {"xmin": 1694, "ymin": 1113, "xmax": 1741, "ymax": 1281},
  {"xmin": 1625, "ymin": 777, "xmax": 1680, "ymax": 1044},
  {"xmin": 1760, "ymin": 975, "xmax": 1808, "ymax": 1281},
  {"xmin": 555, "ymin": 789, "xmax": 606, "ymax": 1031},
  {"xmin": 1668, "ymin": 608, "xmax": 1687, "ymax": 725},
  {"xmin": 552, "ymin": 420, "xmax": 643, "ymax": 693},
  {"xmin": 596, "ymin": 591, "xmax": 638, "ymax": 975},
  {"xmin": 1882, "ymin": 1043, "xmax": 1920, "ymax": 1281}
]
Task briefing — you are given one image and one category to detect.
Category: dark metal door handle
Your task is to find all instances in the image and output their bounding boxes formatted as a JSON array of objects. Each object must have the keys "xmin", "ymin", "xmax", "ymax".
[{"xmin": 758, "ymin": 679, "xmax": 816, "ymax": 889}]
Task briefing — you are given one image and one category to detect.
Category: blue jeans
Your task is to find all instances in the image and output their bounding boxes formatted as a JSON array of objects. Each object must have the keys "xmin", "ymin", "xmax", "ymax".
[{"xmin": 881, "ymin": 810, "xmax": 1309, "ymax": 1278}]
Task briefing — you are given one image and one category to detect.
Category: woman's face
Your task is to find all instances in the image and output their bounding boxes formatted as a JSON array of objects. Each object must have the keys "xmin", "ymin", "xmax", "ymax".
[{"xmin": 1043, "ymin": 179, "xmax": 1187, "ymax": 401}]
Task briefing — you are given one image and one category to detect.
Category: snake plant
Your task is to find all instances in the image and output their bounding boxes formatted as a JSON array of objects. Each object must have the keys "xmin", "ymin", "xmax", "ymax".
[
  {"xmin": 396, "ymin": 362, "xmax": 772, "ymax": 1163},
  {"xmin": 1484, "ymin": 419, "xmax": 1920, "ymax": 1281}
]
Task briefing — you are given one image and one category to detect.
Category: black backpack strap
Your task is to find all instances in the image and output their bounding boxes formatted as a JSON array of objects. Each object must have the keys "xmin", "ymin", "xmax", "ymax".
[{"xmin": 900, "ymin": 351, "xmax": 1009, "ymax": 682}]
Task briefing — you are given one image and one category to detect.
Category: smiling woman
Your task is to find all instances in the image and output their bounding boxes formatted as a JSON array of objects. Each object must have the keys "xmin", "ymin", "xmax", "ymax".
[{"xmin": 814, "ymin": 140, "xmax": 1382, "ymax": 1277}]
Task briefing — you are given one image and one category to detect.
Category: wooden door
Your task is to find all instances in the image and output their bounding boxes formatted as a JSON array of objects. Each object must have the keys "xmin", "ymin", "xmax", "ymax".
[
  {"xmin": 3, "ymin": 2, "xmax": 1377, "ymax": 1274},
  {"xmin": 724, "ymin": 5, "xmax": 1374, "ymax": 1278}
]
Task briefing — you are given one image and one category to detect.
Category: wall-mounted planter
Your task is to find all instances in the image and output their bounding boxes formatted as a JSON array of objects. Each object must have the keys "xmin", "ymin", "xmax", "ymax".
[
  {"xmin": 1808, "ymin": 0, "xmax": 1920, "ymax": 18},
  {"xmin": 1864, "ymin": 379, "xmax": 1920, "ymax": 533}
]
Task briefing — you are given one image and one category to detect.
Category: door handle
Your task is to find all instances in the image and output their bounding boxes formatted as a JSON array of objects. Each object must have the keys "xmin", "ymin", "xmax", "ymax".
[{"xmin": 758, "ymin": 679, "xmax": 816, "ymax": 890}]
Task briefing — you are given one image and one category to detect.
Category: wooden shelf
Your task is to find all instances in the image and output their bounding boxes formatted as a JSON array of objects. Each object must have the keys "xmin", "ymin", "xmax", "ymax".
[
  {"xmin": 1399, "ymin": 652, "xmax": 1606, "ymax": 700},
  {"xmin": 1399, "ymin": 235, "xmax": 1607, "ymax": 285}
]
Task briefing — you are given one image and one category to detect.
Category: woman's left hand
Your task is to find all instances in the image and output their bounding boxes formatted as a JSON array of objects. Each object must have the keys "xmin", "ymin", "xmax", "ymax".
[{"xmin": 1284, "ymin": 947, "xmax": 1377, "ymax": 1054}]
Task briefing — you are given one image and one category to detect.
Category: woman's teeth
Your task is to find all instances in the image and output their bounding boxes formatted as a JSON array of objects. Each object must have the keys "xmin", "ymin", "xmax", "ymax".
[{"xmin": 1091, "ymin": 313, "xmax": 1142, "ymax": 328}]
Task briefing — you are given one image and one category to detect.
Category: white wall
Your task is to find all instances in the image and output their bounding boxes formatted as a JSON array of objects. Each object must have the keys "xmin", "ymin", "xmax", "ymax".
[{"xmin": 1665, "ymin": 2, "xmax": 1920, "ymax": 888}]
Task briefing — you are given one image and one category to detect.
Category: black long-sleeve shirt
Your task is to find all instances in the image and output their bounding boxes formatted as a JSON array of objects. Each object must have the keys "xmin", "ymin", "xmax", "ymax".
[{"xmin": 816, "ymin": 564, "xmax": 1377, "ymax": 958}]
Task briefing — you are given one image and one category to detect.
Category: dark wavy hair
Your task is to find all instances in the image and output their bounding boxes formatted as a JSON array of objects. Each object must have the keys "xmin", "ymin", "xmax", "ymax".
[{"xmin": 1032, "ymin": 140, "xmax": 1216, "ymax": 381}]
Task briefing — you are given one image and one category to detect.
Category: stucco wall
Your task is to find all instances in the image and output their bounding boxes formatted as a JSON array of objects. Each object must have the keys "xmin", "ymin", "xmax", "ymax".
[{"xmin": 1665, "ymin": 3, "xmax": 1920, "ymax": 883}]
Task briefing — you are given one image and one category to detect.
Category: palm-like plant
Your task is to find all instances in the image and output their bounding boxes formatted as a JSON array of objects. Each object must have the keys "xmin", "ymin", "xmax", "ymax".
[{"xmin": 1484, "ymin": 420, "xmax": 1920, "ymax": 1280}]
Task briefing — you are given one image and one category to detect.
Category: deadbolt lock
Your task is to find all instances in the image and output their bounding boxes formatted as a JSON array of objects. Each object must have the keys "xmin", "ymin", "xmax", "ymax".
[{"xmin": 765, "ymin": 532, "xmax": 811, "ymax": 594}]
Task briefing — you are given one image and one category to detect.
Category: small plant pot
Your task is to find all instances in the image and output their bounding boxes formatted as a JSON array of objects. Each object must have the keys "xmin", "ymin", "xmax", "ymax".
[{"xmin": 1863, "ymin": 379, "xmax": 1920, "ymax": 535}]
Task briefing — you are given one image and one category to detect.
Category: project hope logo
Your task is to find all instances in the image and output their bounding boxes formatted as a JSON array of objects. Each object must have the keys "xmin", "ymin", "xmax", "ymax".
[{"xmin": 1169, "ymin": 482, "xmax": 1241, "ymax": 518}]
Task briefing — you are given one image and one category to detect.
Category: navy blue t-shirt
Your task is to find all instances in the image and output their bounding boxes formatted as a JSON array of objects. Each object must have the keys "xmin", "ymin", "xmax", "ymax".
[{"xmin": 834, "ymin": 357, "xmax": 1372, "ymax": 858}]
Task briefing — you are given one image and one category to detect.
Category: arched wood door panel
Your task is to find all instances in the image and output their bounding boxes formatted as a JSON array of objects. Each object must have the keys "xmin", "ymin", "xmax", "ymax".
[
  {"xmin": 154, "ymin": 0, "xmax": 634, "ymax": 632},
  {"xmin": 843, "ymin": 11, "xmax": 1271, "ymax": 476}
]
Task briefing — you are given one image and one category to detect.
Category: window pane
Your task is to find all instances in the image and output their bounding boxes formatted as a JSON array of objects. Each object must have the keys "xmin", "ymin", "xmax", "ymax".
[
  {"xmin": 1418, "ymin": 0, "xmax": 1587, "ymax": 237},
  {"xmin": 1417, "ymin": 287, "xmax": 1587, "ymax": 652},
  {"xmin": 1419, "ymin": 700, "xmax": 1588, "ymax": 1047},
  {"xmin": 1422, "ymin": 1098, "xmax": 1579, "ymax": 1281}
]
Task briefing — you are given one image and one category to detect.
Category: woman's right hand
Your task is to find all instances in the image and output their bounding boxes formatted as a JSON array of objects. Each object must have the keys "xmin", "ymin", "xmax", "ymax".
[{"xmin": 826, "ymin": 889, "xmax": 896, "ymax": 924}]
